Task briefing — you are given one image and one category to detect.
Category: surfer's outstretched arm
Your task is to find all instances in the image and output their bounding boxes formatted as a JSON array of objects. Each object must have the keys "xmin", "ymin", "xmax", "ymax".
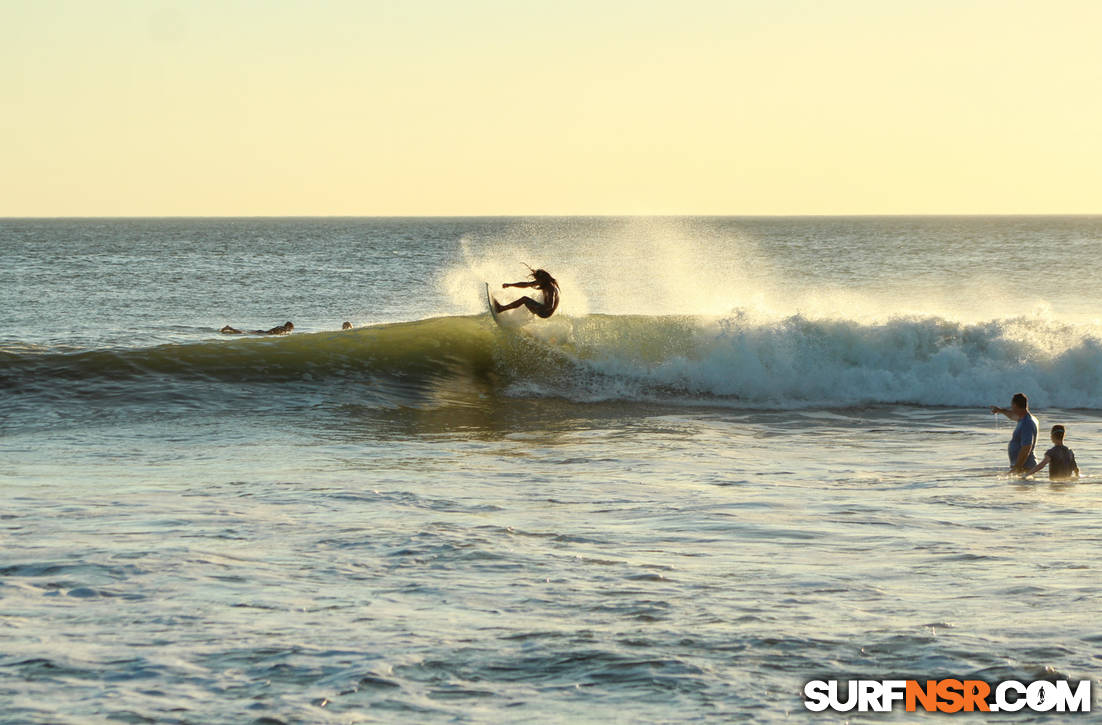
[{"xmin": 503, "ymin": 281, "xmax": 539, "ymax": 289}]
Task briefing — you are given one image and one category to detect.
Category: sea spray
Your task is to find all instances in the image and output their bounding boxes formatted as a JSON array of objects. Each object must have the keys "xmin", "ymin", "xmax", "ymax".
[{"xmin": 440, "ymin": 217, "xmax": 765, "ymax": 318}]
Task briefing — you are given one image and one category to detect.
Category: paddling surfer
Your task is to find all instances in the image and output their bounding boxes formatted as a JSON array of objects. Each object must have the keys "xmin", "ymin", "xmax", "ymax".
[
  {"xmin": 494, "ymin": 268, "xmax": 559, "ymax": 319},
  {"xmin": 220, "ymin": 321, "xmax": 294, "ymax": 335}
]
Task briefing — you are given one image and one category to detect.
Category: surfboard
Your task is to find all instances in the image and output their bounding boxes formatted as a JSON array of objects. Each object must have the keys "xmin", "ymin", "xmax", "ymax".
[
  {"xmin": 486, "ymin": 282, "xmax": 536, "ymax": 330},
  {"xmin": 485, "ymin": 282, "xmax": 501, "ymax": 325}
]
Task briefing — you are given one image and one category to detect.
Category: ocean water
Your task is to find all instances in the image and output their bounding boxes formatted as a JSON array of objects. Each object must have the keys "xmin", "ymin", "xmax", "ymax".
[{"xmin": 2, "ymin": 216, "xmax": 1101, "ymax": 723}]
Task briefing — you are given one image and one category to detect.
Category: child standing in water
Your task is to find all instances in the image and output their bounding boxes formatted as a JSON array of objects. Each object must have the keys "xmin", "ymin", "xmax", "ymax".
[{"xmin": 1026, "ymin": 424, "xmax": 1080, "ymax": 480}]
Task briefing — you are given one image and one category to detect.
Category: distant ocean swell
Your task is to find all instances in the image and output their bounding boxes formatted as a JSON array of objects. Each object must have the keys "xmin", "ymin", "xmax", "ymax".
[{"xmin": 2, "ymin": 313, "xmax": 1101, "ymax": 410}]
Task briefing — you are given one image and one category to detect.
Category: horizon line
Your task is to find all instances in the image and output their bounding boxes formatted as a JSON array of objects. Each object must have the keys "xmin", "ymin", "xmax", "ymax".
[{"xmin": 2, "ymin": 212, "xmax": 1101, "ymax": 220}]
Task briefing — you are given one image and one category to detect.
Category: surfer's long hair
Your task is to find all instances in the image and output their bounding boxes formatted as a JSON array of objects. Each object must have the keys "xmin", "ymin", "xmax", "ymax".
[{"xmin": 525, "ymin": 265, "xmax": 557, "ymax": 287}]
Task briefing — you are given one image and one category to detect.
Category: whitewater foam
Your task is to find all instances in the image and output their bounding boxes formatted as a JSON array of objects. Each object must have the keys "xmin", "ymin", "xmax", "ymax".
[{"xmin": 499, "ymin": 311, "xmax": 1102, "ymax": 409}]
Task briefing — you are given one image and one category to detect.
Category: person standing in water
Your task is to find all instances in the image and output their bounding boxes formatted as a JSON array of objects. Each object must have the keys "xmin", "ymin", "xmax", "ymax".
[
  {"xmin": 495, "ymin": 268, "xmax": 559, "ymax": 318},
  {"xmin": 991, "ymin": 392, "xmax": 1039, "ymax": 475},
  {"xmin": 1026, "ymin": 424, "xmax": 1080, "ymax": 480}
]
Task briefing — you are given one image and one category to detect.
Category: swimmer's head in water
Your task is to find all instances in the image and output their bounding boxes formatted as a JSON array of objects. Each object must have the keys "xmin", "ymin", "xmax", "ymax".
[
  {"xmin": 342, "ymin": 321, "xmax": 352, "ymax": 330},
  {"xmin": 284, "ymin": 321, "xmax": 294, "ymax": 330}
]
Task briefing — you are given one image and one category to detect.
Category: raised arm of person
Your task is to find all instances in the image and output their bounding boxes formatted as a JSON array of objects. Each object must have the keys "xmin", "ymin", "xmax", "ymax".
[
  {"xmin": 1025, "ymin": 454, "xmax": 1050, "ymax": 477},
  {"xmin": 990, "ymin": 406, "xmax": 1016, "ymax": 420}
]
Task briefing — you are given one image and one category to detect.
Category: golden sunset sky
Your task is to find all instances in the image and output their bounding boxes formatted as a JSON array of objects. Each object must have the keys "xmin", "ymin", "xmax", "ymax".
[{"xmin": 2, "ymin": 0, "xmax": 1100, "ymax": 215}]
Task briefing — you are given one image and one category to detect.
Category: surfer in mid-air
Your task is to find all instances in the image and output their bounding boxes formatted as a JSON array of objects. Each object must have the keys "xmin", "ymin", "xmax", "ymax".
[{"xmin": 494, "ymin": 268, "xmax": 560, "ymax": 318}]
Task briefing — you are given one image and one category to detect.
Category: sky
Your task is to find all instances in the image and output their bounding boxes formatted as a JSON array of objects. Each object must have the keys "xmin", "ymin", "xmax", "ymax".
[{"xmin": 2, "ymin": 0, "xmax": 1100, "ymax": 216}]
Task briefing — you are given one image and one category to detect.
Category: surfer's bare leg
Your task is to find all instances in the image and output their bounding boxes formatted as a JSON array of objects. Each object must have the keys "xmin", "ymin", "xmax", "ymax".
[{"xmin": 495, "ymin": 296, "xmax": 548, "ymax": 316}]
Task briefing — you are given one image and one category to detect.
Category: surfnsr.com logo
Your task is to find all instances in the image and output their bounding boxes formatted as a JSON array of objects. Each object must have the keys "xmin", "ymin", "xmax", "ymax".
[{"xmin": 804, "ymin": 679, "xmax": 1091, "ymax": 713}]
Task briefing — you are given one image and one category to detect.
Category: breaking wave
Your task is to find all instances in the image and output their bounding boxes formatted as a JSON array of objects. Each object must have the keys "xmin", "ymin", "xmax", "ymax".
[{"xmin": 3, "ymin": 312, "xmax": 1102, "ymax": 411}]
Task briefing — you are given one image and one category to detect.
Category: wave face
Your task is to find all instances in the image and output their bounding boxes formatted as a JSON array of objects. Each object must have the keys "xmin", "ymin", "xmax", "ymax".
[{"xmin": 3, "ymin": 312, "xmax": 1102, "ymax": 411}]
